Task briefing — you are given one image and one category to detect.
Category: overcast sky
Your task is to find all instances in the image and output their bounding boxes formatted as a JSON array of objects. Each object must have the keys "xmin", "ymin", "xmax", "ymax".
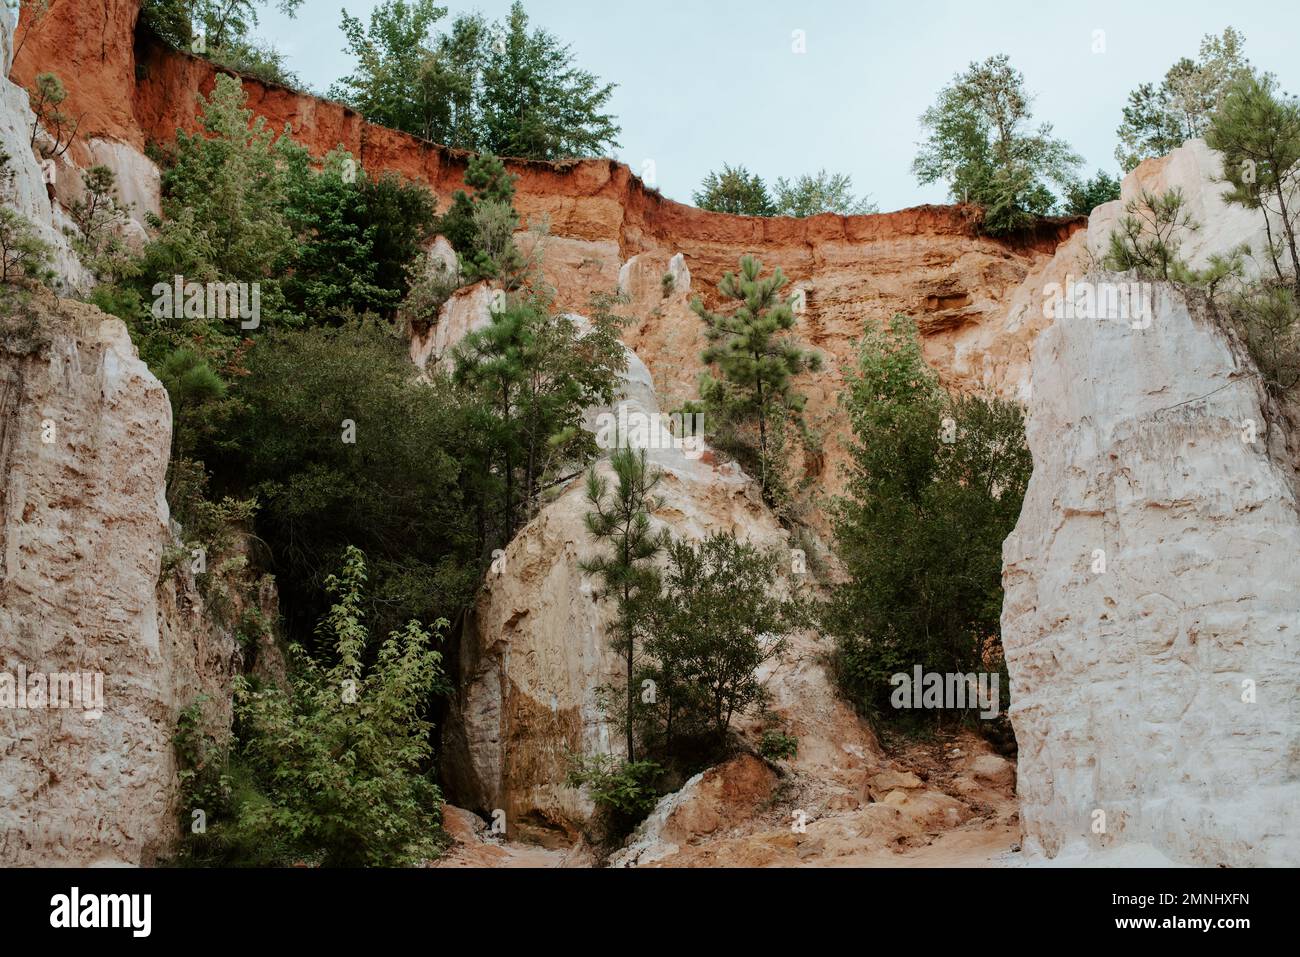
[{"xmin": 257, "ymin": 0, "xmax": 1300, "ymax": 213}]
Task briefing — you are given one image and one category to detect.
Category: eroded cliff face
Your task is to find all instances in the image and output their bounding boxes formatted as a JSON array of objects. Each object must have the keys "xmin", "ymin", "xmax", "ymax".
[
  {"xmin": 0, "ymin": 288, "xmax": 239, "ymax": 865},
  {"xmin": 12, "ymin": 1, "xmax": 1080, "ymax": 460},
  {"xmin": 1001, "ymin": 140, "xmax": 1300, "ymax": 866},
  {"xmin": 438, "ymin": 292, "xmax": 881, "ymax": 845}
]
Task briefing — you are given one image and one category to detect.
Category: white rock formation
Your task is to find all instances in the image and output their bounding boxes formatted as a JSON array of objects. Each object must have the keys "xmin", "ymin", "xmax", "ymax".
[
  {"xmin": 1088, "ymin": 139, "xmax": 1274, "ymax": 276},
  {"xmin": 0, "ymin": 292, "xmax": 239, "ymax": 865},
  {"xmin": 1002, "ymin": 136, "xmax": 1300, "ymax": 866},
  {"xmin": 0, "ymin": 8, "xmax": 95, "ymax": 294},
  {"xmin": 409, "ymin": 282, "xmax": 497, "ymax": 372}
]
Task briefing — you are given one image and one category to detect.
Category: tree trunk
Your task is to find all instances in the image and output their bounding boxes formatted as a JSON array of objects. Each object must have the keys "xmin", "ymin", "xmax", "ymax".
[
  {"xmin": 1271, "ymin": 179, "xmax": 1300, "ymax": 301},
  {"xmin": 755, "ymin": 369, "xmax": 767, "ymax": 494}
]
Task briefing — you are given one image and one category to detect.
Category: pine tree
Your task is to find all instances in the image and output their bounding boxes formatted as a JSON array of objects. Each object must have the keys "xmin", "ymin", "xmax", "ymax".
[
  {"xmin": 439, "ymin": 153, "xmax": 526, "ymax": 285},
  {"xmin": 479, "ymin": 2, "xmax": 621, "ymax": 160},
  {"xmin": 693, "ymin": 164, "xmax": 775, "ymax": 216},
  {"xmin": 1114, "ymin": 27, "xmax": 1254, "ymax": 171},
  {"xmin": 1207, "ymin": 74, "xmax": 1300, "ymax": 299},
  {"xmin": 690, "ymin": 255, "xmax": 822, "ymax": 497},
  {"xmin": 581, "ymin": 447, "xmax": 669, "ymax": 763}
]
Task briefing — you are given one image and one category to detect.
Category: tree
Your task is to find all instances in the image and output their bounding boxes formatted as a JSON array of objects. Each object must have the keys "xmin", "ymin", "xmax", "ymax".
[
  {"xmin": 453, "ymin": 295, "xmax": 626, "ymax": 546},
  {"xmin": 1115, "ymin": 27, "xmax": 1253, "ymax": 172},
  {"xmin": 142, "ymin": 74, "xmax": 297, "ymax": 328},
  {"xmin": 478, "ymin": 2, "xmax": 620, "ymax": 160},
  {"xmin": 1103, "ymin": 187, "xmax": 1200, "ymax": 281},
  {"xmin": 330, "ymin": 0, "xmax": 454, "ymax": 142},
  {"xmin": 439, "ymin": 153, "xmax": 526, "ymax": 285},
  {"xmin": 142, "ymin": 0, "xmax": 303, "ymax": 87},
  {"xmin": 223, "ymin": 321, "xmax": 482, "ymax": 639},
  {"xmin": 1063, "ymin": 170, "xmax": 1121, "ymax": 217},
  {"xmin": 581, "ymin": 447, "xmax": 669, "ymax": 764},
  {"xmin": 177, "ymin": 546, "xmax": 449, "ymax": 866},
  {"xmin": 142, "ymin": 0, "xmax": 303, "ymax": 50},
  {"xmin": 280, "ymin": 146, "xmax": 438, "ymax": 321},
  {"xmin": 912, "ymin": 54, "xmax": 1081, "ymax": 235},
  {"xmin": 693, "ymin": 164, "xmax": 774, "ymax": 216},
  {"xmin": 772, "ymin": 170, "xmax": 878, "ymax": 217},
  {"xmin": 0, "ymin": 207, "xmax": 54, "ymax": 285},
  {"xmin": 690, "ymin": 255, "xmax": 822, "ymax": 499},
  {"xmin": 330, "ymin": 1, "xmax": 619, "ymax": 160},
  {"xmin": 1207, "ymin": 74, "xmax": 1300, "ymax": 299},
  {"xmin": 824, "ymin": 315, "xmax": 1031, "ymax": 722},
  {"xmin": 27, "ymin": 72, "xmax": 80, "ymax": 159},
  {"xmin": 642, "ymin": 532, "xmax": 803, "ymax": 751}
]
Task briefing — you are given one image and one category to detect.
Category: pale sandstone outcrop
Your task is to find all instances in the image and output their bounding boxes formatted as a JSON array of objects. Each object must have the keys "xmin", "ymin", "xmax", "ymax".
[
  {"xmin": 440, "ymin": 324, "xmax": 880, "ymax": 844},
  {"xmin": 0, "ymin": 8, "xmax": 92, "ymax": 294},
  {"xmin": 1002, "ymin": 138, "xmax": 1300, "ymax": 866},
  {"xmin": 409, "ymin": 282, "xmax": 497, "ymax": 372},
  {"xmin": 1087, "ymin": 139, "xmax": 1274, "ymax": 276},
  {"xmin": 0, "ymin": 290, "xmax": 240, "ymax": 865}
]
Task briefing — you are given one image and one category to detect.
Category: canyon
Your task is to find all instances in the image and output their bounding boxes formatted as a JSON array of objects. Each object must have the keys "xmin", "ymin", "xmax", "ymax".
[{"xmin": 2, "ymin": 0, "xmax": 1297, "ymax": 868}]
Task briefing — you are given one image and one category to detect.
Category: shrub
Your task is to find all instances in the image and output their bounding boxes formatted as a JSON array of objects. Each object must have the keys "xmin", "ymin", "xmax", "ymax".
[
  {"xmin": 1104, "ymin": 187, "xmax": 1200, "ymax": 280},
  {"xmin": 439, "ymin": 154, "xmax": 527, "ymax": 286},
  {"xmin": 175, "ymin": 546, "xmax": 449, "ymax": 867},
  {"xmin": 217, "ymin": 321, "xmax": 482, "ymax": 639},
  {"xmin": 0, "ymin": 207, "xmax": 55, "ymax": 285},
  {"xmin": 824, "ymin": 315, "xmax": 1031, "ymax": 724},
  {"xmin": 693, "ymin": 164, "xmax": 774, "ymax": 216},
  {"xmin": 759, "ymin": 730, "xmax": 799, "ymax": 762},
  {"xmin": 640, "ymin": 532, "xmax": 804, "ymax": 754},
  {"xmin": 566, "ymin": 753, "xmax": 663, "ymax": 830}
]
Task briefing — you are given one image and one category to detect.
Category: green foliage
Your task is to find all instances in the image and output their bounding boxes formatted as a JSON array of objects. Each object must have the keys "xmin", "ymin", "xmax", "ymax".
[
  {"xmin": 693, "ymin": 164, "xmax": 775, "ymax": 216},
  {"xmin": 27, "ymin": 72, "xmax": 79, "ymax": 159},
  {"xmin": 824, "ymin": 315, "xmax": 1031, "ymax": 723},
  {"xmin": 439, "ymin": 153, "xmax": 526, "ymax": 285},
  {"xmin": 0, "ymin": 207, "xmax": 55, "ymax": 285},
  {"xmin": 1206, "ymin": 74, "xmax": 1300, "ymax": 297},
  {"xmin": 175, "ymin": 547, "xmax": 448, "ymax": 867},
  {"xmin": 1103, "ymin": 187, "xmax": 1200, "ymax": 281},
  {"xmin": 566, "ymin": 753, "xmax": 662, "ymax": 827},
  {"xmin": 690, "ymin": 255, "xmax": 822, "ymax": 500},
  {"xmin": 759, "ymin": 729, "xmax": 799, "ymax": 762},
  {"xmin": 453, "ymin": 292, "xmax": 628, "ymax": 545},
  {"xmin": 331, "ymin": 0, "xmax": 454, "ymax": 141},
  {"xmin": 1115, "ymin": 27, "xmax": 1253, "ymax": 172},
  {"xmin": 142, "ymin": 0, "xmax": 304, "ymax": 52},
  {"xmin": 477, "ymin": 2, "xmax": 620, "ymax": 160},
  {"xmin": 912, "ymin": 54, "xmax": 1081, "ymax": 235},
  {"xmin": 640, "ymin": 532, "xmax": 804, "ymax": 752},
  {"xmin": 1063, "ymin": 170, "xmax": 1121, "ymax": 217},
  {"xmin": 217, "ymin": 321, "xmax": 481, "ymax": 639},
  {"xmin": 330, "ymin": 0, "xmax": 620, "ymax": 160},
  {"xmin": 208, "ymin": 36, "xmax": 303, "ymax": 90},
  {"xmin": 1225, "ymin": 279, "xmax": 1300, "ymax": 395},
  {"xmin": 772, "ymin": 170, "xmax": 878, "ymax": 217},
  {"xmin": 582, "ymin": 446, "xmax": 669, "ymax": 763},
  {"xmin": 280, "ymin": 146, "xmax": 438, "ymax": 321}
]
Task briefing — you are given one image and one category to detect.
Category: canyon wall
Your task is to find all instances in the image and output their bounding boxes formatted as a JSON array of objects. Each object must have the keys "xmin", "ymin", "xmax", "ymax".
[
  {"xmin": 1002, "ymin": 141, "xmax": 1300, "ymax": 866},
  {"xmin": 0, "ymin": 287, "xmax": 239, "ymax": 865},
  {"xmin": 10, "ymin": 0, "xmax": 1081, "ymax": 502}
]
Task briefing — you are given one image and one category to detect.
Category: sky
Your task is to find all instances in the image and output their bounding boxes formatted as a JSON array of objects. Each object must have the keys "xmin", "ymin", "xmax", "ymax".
[{"xmin": 257, "ymin": 0, "xmax": 1300, "ymax": 213}]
